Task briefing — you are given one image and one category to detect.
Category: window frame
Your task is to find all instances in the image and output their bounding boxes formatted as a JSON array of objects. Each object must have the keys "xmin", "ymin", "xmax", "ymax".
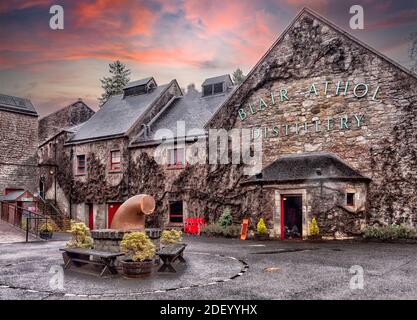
[
  {"xmin": 169, "ymin": 201, "xmax": 184, "ymax": 224},
  {"xmin": 167, "ymin": 147, "xmax": 185, "ymax": 168},
  {"xmin": 110, "ymin": 150, "xmax": 121, "ymax": 172},
  {"xmin": 213, "ymin": 82, "xmax": 224, "ymax": 94},
  {"xmin": 346, "ymin": 192, "xmax": 355, "ymax": 207},
  {"xmin": 76, "ymin": 154, "xmax": 86, "ymax": 175}
]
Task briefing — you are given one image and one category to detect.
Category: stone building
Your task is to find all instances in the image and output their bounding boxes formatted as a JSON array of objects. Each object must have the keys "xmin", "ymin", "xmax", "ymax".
[
  {"xmin": 0, "ymin": 94, "xmax": 38, "ymax": 195},
  {"xmin": 45, "ymin": 8, "xmax": 417, "ymax": 239},
  {"xmin": 38, "ymin": 99, "xmax": 95, "ymax": 144},
  {"xmin": 38, "ymin": 100, "xmax": 95, "ymax": 215}
]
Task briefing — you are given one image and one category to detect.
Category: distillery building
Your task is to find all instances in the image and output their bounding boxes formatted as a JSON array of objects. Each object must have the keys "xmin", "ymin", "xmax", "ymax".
[{"xmin": 38, "ymin": 8, "xmax": 417, "ymax": 239}]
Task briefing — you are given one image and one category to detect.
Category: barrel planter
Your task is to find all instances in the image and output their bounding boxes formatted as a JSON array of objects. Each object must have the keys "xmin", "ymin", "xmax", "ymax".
[{"xmin": 121, "ymin": 259, "xmax": 154, "ymax": 278}]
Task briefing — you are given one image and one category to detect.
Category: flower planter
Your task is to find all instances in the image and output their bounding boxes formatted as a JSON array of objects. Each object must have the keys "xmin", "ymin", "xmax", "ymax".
[
  {"xmin": 255, "ymin": 233, "xmax": 269, "ymax": 241},
  {"xmin": 121, "ymin": 259, "xmax": 154, "ymax": 278},
  {"xmin": 308, "ymin": 235, "xmax": 322, "ymax": 241},
  {"xmin": 39, "ymin": 231, "xmax": 53, "ymax": 240}
]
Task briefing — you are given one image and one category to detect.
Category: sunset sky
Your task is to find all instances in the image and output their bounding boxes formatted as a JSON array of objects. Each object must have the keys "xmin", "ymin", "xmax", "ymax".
[{"xmin": 1, "ymin": 0, "xmax": 416, "ymax": 117}]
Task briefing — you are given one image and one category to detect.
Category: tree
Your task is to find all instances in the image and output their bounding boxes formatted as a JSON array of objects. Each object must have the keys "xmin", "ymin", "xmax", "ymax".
[
  {"xmin": 218, "ymin": 208, "xmax": 233, "ymax": 228},
  {"xmin": 232, "ymin": 68, "xmax": 246, "ymax": 85},
  {"xmin": 98, "ymin": 60, "xmax": 131, "ymax": 106}
]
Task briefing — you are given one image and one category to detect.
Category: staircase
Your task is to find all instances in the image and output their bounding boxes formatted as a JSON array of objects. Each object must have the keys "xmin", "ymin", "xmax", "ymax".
[{"xmin": 37, "ymin": 197, "xmax": 71, "ymax": 231}]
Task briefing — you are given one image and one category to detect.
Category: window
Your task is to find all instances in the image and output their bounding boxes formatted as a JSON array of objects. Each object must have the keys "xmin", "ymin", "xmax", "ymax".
[
  {"xmin": 76, "ymin": 155, "xmax": 86, "ymax": 175},
  {"xmin": 110, "ymin": 150, "xmax": 121, "ymax": 171},
  {"xmin": 213, "ymin": 82, "xmax": 223, "ymax": 94},
  {"xmin": 169, "ymin": 201, "xmax": 183, "ymax": 223},
  {"xmin": 346, "ymin": 193, "xmax": 355, "ymax": 207},
  {"xmin": 203, "ymin": 83, "xmax": 224, "ymax": 96},
  {"xmin": 168, "ymin": 147, "xmax": 185, "ymax": 167},
  {"xmin": 203, "ymin": 85, "xmax": 213, "ymax": 96}
]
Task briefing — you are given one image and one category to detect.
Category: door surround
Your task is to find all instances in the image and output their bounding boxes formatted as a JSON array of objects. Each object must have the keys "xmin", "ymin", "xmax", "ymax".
[{"xmin": 274, "ymin": 189, "xmax": 308, "ymax": 240}]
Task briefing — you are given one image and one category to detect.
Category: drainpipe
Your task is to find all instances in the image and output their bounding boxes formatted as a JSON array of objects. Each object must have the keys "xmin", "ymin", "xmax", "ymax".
[
  {"xmin": 54, "ymin": 139, "xmax": 57, "ymax": 205},
  {"xmin": 127, "ymin": 138, "xmax": 131, "ymax": 198},
  {"xmin": 69, "ymin": 147, "xmax": 73, "ymax": 219}
]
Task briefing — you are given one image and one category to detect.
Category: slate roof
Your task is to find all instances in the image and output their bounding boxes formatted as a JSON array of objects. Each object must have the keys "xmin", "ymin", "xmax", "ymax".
[
  {"xmin": 124, "ymin": 77, "xmax": 154, "ymax": 89},
  {"xmin": 39, "ymin": 122, "xmax": 88, "ymax": 147},
  {"xmin": 0, "ymin": 190, "xmax": 25, "ymax": 201},
  {"xmin": 0, "ymin": 94, "xmax": 37, "ymax": 116},
  {"xmin": 132, "ymin": 87, "xmax": 234, "ymax": 145},
  {"xmin": 245, "ymin": 152, "xmax": 370, "ymax": 184},
  {"xmin": 202, "ymin": 74, "xmax": 232, "ymax": 86},
  {"xmin": 69, "ymin": 83, "xmax": 170, "ymax": 143}
]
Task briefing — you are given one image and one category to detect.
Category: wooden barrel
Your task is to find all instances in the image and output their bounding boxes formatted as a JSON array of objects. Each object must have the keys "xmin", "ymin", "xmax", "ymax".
[{"xmin": 121, "ymin": 260, "xmax": 154, "ymax": 278}]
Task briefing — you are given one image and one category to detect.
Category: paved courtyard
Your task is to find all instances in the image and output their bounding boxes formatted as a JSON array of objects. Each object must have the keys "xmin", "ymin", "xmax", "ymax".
[
  {"xmin": 0, "ymin": 220, "xmax": 38, "ymax": 244},
  {"xmin": 1, "ymin": 235, "xmax": 417, "ymax": 300}
]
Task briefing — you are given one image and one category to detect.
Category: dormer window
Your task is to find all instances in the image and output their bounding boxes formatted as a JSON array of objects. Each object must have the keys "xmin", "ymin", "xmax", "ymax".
[
  {"xmin": 203, "ymin": 82, "xmax": 224, "ymax": 96},
  {"xmin": 123, "ymin": 77, "xmax": 157, "ymax": 98},
  {"xmin": 201, "ymin": 74, "xmax": 233, "ymax": 97}
]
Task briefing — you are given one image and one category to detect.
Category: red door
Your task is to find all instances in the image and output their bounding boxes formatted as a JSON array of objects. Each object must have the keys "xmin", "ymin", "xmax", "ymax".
[
  {"xmin": 107, "ymin": 203, "xmax": 122, "ymax": 228},
  {"xmin": 281, "ymin": 195, "xmax": 303, "ymax": 240},
  {"xmin": 88, "ymin": 204, "xmax": 94, "ymax": 230}
]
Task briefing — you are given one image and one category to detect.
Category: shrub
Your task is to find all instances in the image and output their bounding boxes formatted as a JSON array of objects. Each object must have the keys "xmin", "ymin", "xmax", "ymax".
[
  {"xmin": 257, "ymin": 218, "xmax": 267, "ymax": 235},
  {"xmin": 120, "ymin": 232, "xmax": 155, "ymax": 262},
  {"xmin": 201, "ymin": 223, "xmax": 240, "ymax": 238},
  {"xmin": 66, "ymin": 221, "xmax": 93, "ymax": 249},
  {"xmin": 363, "ymin": 224, "xmax": 417, "ymax": 240},
  {"xmin": 223, "ymin": 225, "xmax": 241, "ymax": 238},
  {"xmin": 161, "ymin": 229, "xmax": 182, "ymax": 245},
  {"xmin": 218, "ymin": 208, "xmax": 233, "ymax": 228},
  {"xmin": 40, "ymin": 222, "xmax": 54, "ymax": 233},
  {"xmin": 310, "ymin": 217, "xmax": 320, "ymax": 236}
]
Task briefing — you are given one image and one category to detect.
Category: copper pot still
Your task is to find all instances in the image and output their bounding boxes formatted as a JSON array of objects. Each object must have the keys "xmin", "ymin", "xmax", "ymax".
[{"xmin": 110, "ymin": 194, "xmax": 155, "ymax": 231}]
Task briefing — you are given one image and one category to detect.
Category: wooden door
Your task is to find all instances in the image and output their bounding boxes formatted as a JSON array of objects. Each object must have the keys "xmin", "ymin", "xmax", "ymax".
[
  {"xmin": 88, "ymin": 204, "xmax": 94, "ymax": 230},
  {"xmin": 107, "ymin": 203, "xmax": 122, "ymax": 228}
]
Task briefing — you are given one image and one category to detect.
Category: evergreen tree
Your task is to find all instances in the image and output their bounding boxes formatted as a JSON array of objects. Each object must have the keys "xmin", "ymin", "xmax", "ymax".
[
  {"xmin": 310, "ymin": 217, "xmax": 320, "ymax": 236},
  {"xmin": 232, "ymin": 68, "xmax": 246, "ymax": 85},
  {"xmin": 98, "ymin": 60, "xmax": 131, "ymax": 106},
  {"xmin": 218, "ymin": 208, "xmax": 233, "ymax": 228}
]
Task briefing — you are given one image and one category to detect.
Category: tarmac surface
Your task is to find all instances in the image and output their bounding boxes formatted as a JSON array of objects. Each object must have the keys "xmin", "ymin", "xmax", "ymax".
[
  {"xmin": 0, "ymin": 220, "xmax": 37, "ymax": 243},
  {"xmin": 1, "ymin": 234, "xmax": 417, "ymax": 300}
]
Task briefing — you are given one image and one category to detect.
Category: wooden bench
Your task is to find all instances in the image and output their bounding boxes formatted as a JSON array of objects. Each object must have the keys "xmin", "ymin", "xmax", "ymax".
[
  {"xmin": 60, "ymin": 248, "xmax": 124, "ymax": 277},
  {"xmin": 156, "ymin": 243, "xmax": 187, "ymax": 273}
]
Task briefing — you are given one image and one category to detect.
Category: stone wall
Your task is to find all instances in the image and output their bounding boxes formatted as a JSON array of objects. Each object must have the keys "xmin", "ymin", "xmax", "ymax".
[
  {"xmin": 206, "ymin": 11, "xmax": 417, "ymax": 229},
  {"xmin": 38, "ymin": 100, "xmax": 95, "ymax": 144},
  {"xmin": 0, "ymin": 110, "xmax": 38, "ymax": 194}
]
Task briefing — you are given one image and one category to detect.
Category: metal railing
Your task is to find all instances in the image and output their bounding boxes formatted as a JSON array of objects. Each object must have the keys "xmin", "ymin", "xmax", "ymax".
[{"xmin": 0, "ymin": 201, "xmax": 49, "ymax": 242}]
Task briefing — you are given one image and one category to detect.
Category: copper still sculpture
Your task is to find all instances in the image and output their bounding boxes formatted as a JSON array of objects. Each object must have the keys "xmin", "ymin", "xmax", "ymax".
[{"xmin": 110, "ymin": 194, "xmax": 155, "ymax": 231}]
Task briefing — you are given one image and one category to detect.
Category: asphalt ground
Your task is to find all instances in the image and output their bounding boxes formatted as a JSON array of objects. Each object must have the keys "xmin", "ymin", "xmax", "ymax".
[{"xmin": 1, "ymin": 234, "xmax": 417, "ymax": 300}]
